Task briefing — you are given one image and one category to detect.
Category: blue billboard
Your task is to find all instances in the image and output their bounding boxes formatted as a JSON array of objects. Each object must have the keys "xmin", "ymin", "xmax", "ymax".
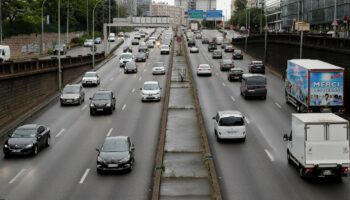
[
  {"xmin": 285, "ymin": 62, "xmax": 308, "ymax": 106},
  {"xmin": 309, "ymin": 72, "xmax": 343, "ymax": 106}
]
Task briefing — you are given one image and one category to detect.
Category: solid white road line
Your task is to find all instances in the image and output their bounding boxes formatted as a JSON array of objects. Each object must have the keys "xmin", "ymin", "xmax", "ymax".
[
  {"xmin": 79, "ymin": 168, "xmax": 90, "ymax": 184},
  {"xmin": 132, "ymin": 88, "xmax": 135, "ymax": 93},
  {"xmin": 231, "ymin": 96, "xmax": 236, "ymax": 102},
  {"xmin": 222, "ymin": 82, "xmax": 226, "ymax": 87},
  {"xmin": 275, "ymin": 102, "xmax": 282, "ymax": 109},
  {"xmin": 245, "ymin": 117, "xmax": 250, "ymax": 124},
  {"xmin": 265, "ymin": 149, "xmax": 275, "ymax": 162},
  {"xmin": 106, "ymin": 128, "xmax": 113, "ymax": 137},
  {"xmin": 55, "ymin": 129, "xmax": 65, "ymax": 138},
  {"xmin": 82, "ymin": 105, "xmax": 88, "ymax": 111},
  {"xmin": 122, "ymin": 104, "xmax": 126, "ymax": 111},
  {"xmin": 9, "ymin": 169, "xmax": 26, "ymax": 184}
]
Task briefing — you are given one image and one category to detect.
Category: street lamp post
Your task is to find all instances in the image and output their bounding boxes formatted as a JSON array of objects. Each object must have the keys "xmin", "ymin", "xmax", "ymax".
[
  {"xmin": 245, "ymin": 8, "xmax": 248, "ymax": 52},
  {"xmin": 58, "ymin": 0, "xmax": 62, "ymax": 90},
  {"xmin": 260, "ymin": 2, "xmax": 263, "ymax": 34},
  {"xmin": 87, "ymin": 0, "xmax": 89, "ymax": 35},
  {"xmin": 93, "ymin": 0, "xmax": 103, "ymax": 68},
  {"xmin": 0, "ymin": 0, "xmax": 2, "ymax": 44},
  {"xmin": 66, "ymin": 0, "xmax": 69, "ymax": 46},
  {"xmin": 41, "ymin": 0, "xmax": 48, "ymax": 55},
  {"xmin": 333, "ymin": 0, "xmax": 337, "ymax": 35}
]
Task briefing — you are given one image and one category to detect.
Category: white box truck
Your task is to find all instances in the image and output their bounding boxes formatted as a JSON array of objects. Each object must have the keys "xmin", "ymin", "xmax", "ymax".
[
  {"xmin": 284, "ymin": 59, "xmax": 344, "ymax": 113},
  {"xmin": 0, "ymin": 45, "xmax": 11, "ymax": 62},
  {"xmin": 283, "ymin": 113, "xmax": 350, "ymax": 179}
]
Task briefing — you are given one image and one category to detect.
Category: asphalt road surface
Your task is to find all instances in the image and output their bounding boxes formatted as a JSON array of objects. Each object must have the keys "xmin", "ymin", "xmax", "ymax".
[
  {"xmin": 0, "ymin": 28, "xmax": 170, "ymax": 200},
  {"xmin": 188, "ymin": 30, "xmax": 350, "ymax": 200}
]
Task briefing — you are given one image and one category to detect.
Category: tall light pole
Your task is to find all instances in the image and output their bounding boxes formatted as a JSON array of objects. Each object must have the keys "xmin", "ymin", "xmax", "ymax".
[
  {"xmin": 93, "ymin": 0, "xmax": 103, "ymax": 68},
  {"xmin": 245, "ymin": 8, "xmax": 248, "ymax": 52},
  {"xmin": 333, "ymin": 0, "xmax": 337, "ymax": 35},
  {"xmin": 41, "ymin": 0, "xmax": 48, "ymax": 55},
  {"xmin": 87, "ymin": 0, "xmax": 89, "ymax": 35},
  {"xmin": 66, "ymin": 0, "xmax": 69, "ymax": 45},
  {"xmin": 260, "ymin": 2, "xmax": 263, "ymax": 34},
  {"xmin": 58, "ymin": 0, "xmax": 62, "ymax": 90},
  {"xmin": 0, "ymin": 0, "xmax": 2, "ymax": 45}
]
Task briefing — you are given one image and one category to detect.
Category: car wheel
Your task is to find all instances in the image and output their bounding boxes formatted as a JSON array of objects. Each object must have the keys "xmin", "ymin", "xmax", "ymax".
[
  {"xmin": 32, "ymin": 145, "xmax": 38, "ymax": 156},
  {"xmin": 299, "ymin": 166, "xmax": 305, "ymax": 178},
  {"xmin": 90, "ymin": 109, "xmax": 94, "ymax": 115},
  {"xmin": 61, "ymin": 102, "xmax": 64, "ymax": 106},
  {"xmin": 97, "ymin": 169, "xmax": 104, "ymax": 174},
  {"xmin": 287, "ymin": 151, "xmax": 292, "ymax": 165},
  {"xmin": 46, "ymin": 135, "xmax": 51, "ymax": 147},
  {"xmin": 109, "ymin": 108, "xmax": 113, "ymax": 114}
]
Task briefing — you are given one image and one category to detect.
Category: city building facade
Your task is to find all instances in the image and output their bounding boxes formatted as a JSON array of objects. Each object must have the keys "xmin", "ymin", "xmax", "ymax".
[
  {"xmin": 195, "ymin": 0, "xmax": 216, "ymax": 11},
  {"xmin": 265, "ymin": 0, "xmax": 282, "ymax": 30},
  {"xmin": 137, "ymin": 0, "xmax": 152, "ymax": 16},
  {"xmin": 281, "ymin": 0, "xmax": 350, "ymax": 32},
  {"xmin": 151, "ymin": 3, "xmax": 186, "ymax": 26}
]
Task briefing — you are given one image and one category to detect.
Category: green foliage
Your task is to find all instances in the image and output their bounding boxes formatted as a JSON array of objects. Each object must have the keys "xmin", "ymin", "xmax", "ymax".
[
  {"xmin": 1, "ymin": 0, "xmax": 130, "ymax": 37},
  {"xmin": 230, "ymin": 7, "xmax": 266, "ymax": 32},
  {"xmin": 234, "ymin": 0, "xmax": 247, "ymax": 12}
]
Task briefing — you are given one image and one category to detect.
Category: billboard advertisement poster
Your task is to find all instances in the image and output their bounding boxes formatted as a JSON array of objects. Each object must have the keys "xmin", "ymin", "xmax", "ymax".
[
  {"xmin": 310, "ymin": 72, "xmax": 343, "ymax": 106},
  {"xmin": 285, "ymin": 62, "xmax": 308, "ymax": 105}
]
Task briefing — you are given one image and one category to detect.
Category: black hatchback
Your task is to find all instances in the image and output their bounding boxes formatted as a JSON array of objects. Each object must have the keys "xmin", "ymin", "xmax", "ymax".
[
  {"xmin": 96, "ymin": 136, "xmax": 135, "ymax": 173},
  {"xmin": 248, "ymin": 61, "xmax": 265, "ymax": 74},
  {"xmin": 240, "ymin": 74, "xmax": 267, "ymax": 99},
  {"xmin": 208, "ymin": 43, "xmax": 217, "ymax": 52}
]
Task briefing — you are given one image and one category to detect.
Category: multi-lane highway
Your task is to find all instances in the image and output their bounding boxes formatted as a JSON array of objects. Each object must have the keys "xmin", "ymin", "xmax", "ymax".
[
  {"xmin": 188, "ymin": 29, "xmax": 350, "ymax": 200},
  {"xmin": 0, "ymin": 28, "xmax": 170, "ymax": 200}
]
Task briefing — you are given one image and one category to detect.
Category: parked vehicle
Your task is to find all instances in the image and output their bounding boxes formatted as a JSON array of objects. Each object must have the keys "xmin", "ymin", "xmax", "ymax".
[
  {"xmin": 240, "ymin": 74, "xmax": 267, "ymax": 99},
  {"xmin": 96, "ymin": 136, "xmax": 135, "ymax": 173},
  {"xmin": 285, "ymin": 59, "xmax": 344, "ymax": 113},
  {"xmin": 283, "ymin": 113, "xmax": 350, "ymax": 179},
  {"xmin": 108, "ymin": 33, "xmax": 116, "ymax": 42},
  {"xmin": 228, "ymin": 68, "xmax": 243, "ymax": 81},
  {"xmin": 0, "ymin": 45, "xmax": 11, "ymax": 62},
  {"xmin": 53, "ymin": 44, "xmax": 67, "ymax": 55},
  {"xmin": 89, "ymin": 90, "xmax": 116, "ymax": 115},
  {"xmin": 213, "ymin": 110, "xmax": 246, "ymax": 142},
  {"xmin": 84, "ymin": 39, "xmax": 94, "ymax": 47},
  {"xmin": 3, "ymin": 124, "xmax": 51, "ymax": 157},
  {"xmin": 60, "ymin": 84, "xmax": 85, "ymax": 105},
  {"xmin": 248, "ymin": 61, "xmax": 265, "ymax": 74}
]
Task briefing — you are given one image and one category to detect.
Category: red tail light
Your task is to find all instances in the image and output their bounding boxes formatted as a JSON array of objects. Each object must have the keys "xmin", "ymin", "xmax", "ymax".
[
  {"xmin": 305, "ymin": 168, "xmax": 313, "ymax": 174},
  {"xmin": 342, "ymin": 167, "xmax": 349, "ymax": 173}
]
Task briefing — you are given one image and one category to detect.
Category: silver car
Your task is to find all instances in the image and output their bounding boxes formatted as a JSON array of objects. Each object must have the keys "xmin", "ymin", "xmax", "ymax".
[
  {"xmin": 60, "ymin": 84, "xmax": 85, "ymax": 105},
  {"xmin": 197, "ymin": 64, "xmax": 212, "ymax": 76},
  {"xmin": 152, "ymin": 62, "xmax": 166, "ymax": 75},
  {"xmin": 82, "ymin": 71, "xmax": 100, "ymax": 86}
]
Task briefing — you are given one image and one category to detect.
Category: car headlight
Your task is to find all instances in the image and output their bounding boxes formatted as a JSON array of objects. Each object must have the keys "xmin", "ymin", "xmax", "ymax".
[
  {"xmin": 25, "ymin": 144, "xmax": 33, "ymax": 148},
  {"xmin": 120, "ymin": 155, "xmax": 130, "ymax": 163},
  {"xmin": 4, "ymin": 144, "xmax": 8, "ymax": 148},
  {"xmin": 106, "ymin": 103, "xmax": 111, "ymax": 107},
  {"xmin": 97, "ymin": 156, "xmax": 106, "ymax": 164},
  {"xmin": 155, "ymin": 92, "xmax": 160, "ymax": 95},
  {"xmin": 90, "ymin": 103, "xmax": 95, "ymax": 107}
]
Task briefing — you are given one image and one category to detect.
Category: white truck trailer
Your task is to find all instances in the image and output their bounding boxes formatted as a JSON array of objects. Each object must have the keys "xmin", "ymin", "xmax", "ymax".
[{"xmin": 283, "ymin": 113, "xmax": 350, "ymax": 179}]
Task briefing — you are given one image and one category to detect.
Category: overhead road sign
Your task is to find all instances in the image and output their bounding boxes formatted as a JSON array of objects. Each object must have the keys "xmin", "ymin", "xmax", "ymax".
[
  {"xmin": 205, "ymin": 10, "xmax": 223, "ymax": 21},
  {"xmin": 188, "ymin": 10, "xmax": 205, "ymax": 20}
]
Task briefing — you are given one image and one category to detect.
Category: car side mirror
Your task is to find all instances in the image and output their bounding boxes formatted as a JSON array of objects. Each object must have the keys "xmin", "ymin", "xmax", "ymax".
[
  {"xmin": 212, "ymin": 117, "xmax": 215, "ymax": 120},
  {"xmin": 96, "ymin": 148, "xmax": 100, "ymax": 152},
  {"xmin": 8, "ymin": 134, "xmax": 12, "ymax": 138},
  {"xmin": 283, "ymin": 133, "xmax": 289, "ymax": 141},
  {"xmin": 89, "ymin": 97, "xmax": 92, "ymax": 100},
  {"xmin": 131, "ymin": 146, "xmax": 135, "ymax": 151},
  {"xmin": 112, "ymin": 97, "xmax": 116, "ymax": 99}
]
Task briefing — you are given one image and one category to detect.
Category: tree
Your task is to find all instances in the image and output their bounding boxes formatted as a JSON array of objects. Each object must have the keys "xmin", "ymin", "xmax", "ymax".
[{"xmin": 234, "ymin": 0, "xmax": 247, "ymax": 12}]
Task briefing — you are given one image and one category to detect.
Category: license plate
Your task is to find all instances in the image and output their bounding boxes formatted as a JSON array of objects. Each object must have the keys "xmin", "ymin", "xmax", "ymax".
[
  {"xmin": 87, "ymin": 81, "xmax": 92, "ymax": 84},
  {"xmin": 248, "ymin": 90, "xmax": 255, "ymax": 92},
  {"xmin": 97, "ymin": 109, "xmax": 104, "ymax": 111},
  {"xmin": 66, "ymin": 100, "xmax": 72, "ymax": 102},
  {"xmin": 227, "ymin": 131, "xmax": 237, "ymax": 134},
  {"xmin": 108, "ymin": 164, "xmax": 118, "ymax": 168},
  {"xmin": 12, "ymin": 149, "xmax": 21, "ymax": 152},
  {"xmin": 323, "ymin": 170, "xmax": 332, "ymax": 175}
]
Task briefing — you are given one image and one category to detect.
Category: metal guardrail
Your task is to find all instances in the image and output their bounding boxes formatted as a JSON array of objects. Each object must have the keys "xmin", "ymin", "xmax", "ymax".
[{"xmin": 0, "ymin": 53, "xmax": 105, "ymax": 78}]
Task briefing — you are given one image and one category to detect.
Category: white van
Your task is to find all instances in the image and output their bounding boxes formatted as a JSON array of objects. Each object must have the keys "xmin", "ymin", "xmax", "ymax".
[
  {"xmin": 0, "ymin": 45, "xmax": 11, "ymax": 62},
  {"xmin": 216, "ymin": 36, "xmax": 223, "ymax": 45},
  {"xmin": 213, "ymin": 110, "xmax": 246, "ymax": 142},
  {"xmin": 108, "ymin": 33, "xmax": 116, "ymax": 42}
]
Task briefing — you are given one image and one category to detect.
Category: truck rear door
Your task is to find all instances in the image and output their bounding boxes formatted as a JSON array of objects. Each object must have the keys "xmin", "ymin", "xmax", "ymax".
[{"xmin": 305, "ymin": 123, "xmax": 349, "ymax": 166}]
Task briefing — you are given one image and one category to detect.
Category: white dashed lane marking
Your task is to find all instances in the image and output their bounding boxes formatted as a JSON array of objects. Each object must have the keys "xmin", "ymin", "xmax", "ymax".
[
  {"xmin": 79, "ymin": 168, "xmax": 90, "ymax": 184},
  {"xmin": 9, "ymin": 169, "xmax": 26, "ymax": 184},
  {"xmin": 55, "ymin": 129, "xmax": 65, "ymax": 138}
]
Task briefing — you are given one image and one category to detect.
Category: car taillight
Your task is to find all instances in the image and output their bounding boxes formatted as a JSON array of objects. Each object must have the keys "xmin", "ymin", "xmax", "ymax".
[
  {"xmin": 220, "ymin": 64, "xmax": 223, "ymax": 67},
  {"xmin": 342, "ymin": 167, "xmax": 349, "ymax": 174},
  {"xmin": 305, "ymin": 168, "xmax": 313, "ymax": 174}
]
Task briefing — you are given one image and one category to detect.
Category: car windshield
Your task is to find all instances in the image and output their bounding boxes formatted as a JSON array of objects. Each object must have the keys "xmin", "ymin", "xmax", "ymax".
[
  {"xmin": 144, "ymin": 83, "xmax": 159, "ymax": 90},
  {"xmin": 120, "ymin": 54, "xmax": 132, "ymax": 59},
  {"xmin": 223, "ymin": 60, "xmax": 232, "ymax": 64},
  {"xmin": 86, "ymin": 39, "xmax": 93, "ymax": 42},
  {"xmin": 136, "ymin": 53, "xmax": 144, "ymax": 57},
  {"xmin": 93, "ymin": 93, "xmax": 111, "ymax": 100},
  {"xmin": 199, "ymin": 65, "xmax": 210, "ymax": 69},
  {"xmin": 161, "ymin": 46, "xmax": 169, "ymax": 49},
  {"xmin": 219, "ymin": 116, "xmax": 244, "ymax": 126},
  {"xmin": 247, "ymin": 77, "xmax": 266, "ymax": 85},
  {"xmin": 54, "ymin": 44, "xmax": 64, "ymax": 49},
  {"xmin": 84, "ymin": 73, "xmax": 96, "ymax": 78},
  {"xmin": 102, "ymin": 139, "xmax": 128, "ymax": 152},
  {"xmin": 12, "ymin": 128, "xmax": 37, "ymax": 138},
  {"xmin": 153, "ymin": 62, "xmax": 163, "ymax": 67},
  {"xmin": 63, "ymin": 85, "xmax": 79, "ymax": 94},
  {"xmin": 139, "ymin": 45, "xmax": 147, "ymax": 49},
  {"xmin": 126, "ymin": 62, "xmax": 136, "ymax": 67}
]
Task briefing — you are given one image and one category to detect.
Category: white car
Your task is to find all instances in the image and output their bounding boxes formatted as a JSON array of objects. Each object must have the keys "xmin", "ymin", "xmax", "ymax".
[
  {"xmin": 146, "ymin": 40, "xmax": 155, "ymax": 48},
  {"xmin": 84, "ymin": 39, "xmax": 94, "ymax": 47},
  {"xmin": 190, "ymin": 46, "xmax": 199, "ymax": 53},
  {"xmin": 81, "ymin": 71, "xmax": 100, "ymax": 86},
  {"xmin": 197, "ymin": 64, "xmax": 212, "ymax": 76},
  {"xmin": 160, "ymin": 45, "xmax": 170, "ymax": 55},
  {"xmin": 152, "ymin": 62, "xmax": 166, "ymax": 75},
  {"xmin": 141, "ymin": 81, "xmax": 161, "ymax": 102},
  {"xmin": 213, "ymin": 110, "xmax": 246, "ymax": 142},
  {"xmin": 119, "ymin": 53, "xmax": 134, "ymax": 67},
  {"xmin": 108, "ymin": 33, "xmax": 116, "ymax": 42}
]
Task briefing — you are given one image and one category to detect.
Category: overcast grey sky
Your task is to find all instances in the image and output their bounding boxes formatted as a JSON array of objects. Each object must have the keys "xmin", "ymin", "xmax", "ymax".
[{"xmin": 152, "ymin": 0, "xmax": 232, "ymax": 20}]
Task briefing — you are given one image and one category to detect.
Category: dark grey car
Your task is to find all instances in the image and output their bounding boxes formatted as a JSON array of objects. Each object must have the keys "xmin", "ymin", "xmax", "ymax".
[
  {"xmin": 240, "ymin": 74, "xmax": 267, "ymax": 99},
  {"xmin": 96, "ymin": 136, "xmax": 135, "ymax": 173},
  {"xmin": 89, "ymin": 90, "xmax": 116, "ymax": 115},
  {"xmin": 135, "ymin": 52, "xmax": 146, "ymax": 62},
  {"xmin": 212, "ymin": 50, "xmax": 223, "ymax": 59},
  {"xmin": 60, "ymin": 84, "xmax": 85, "ymax": 106},
  {"xmin": 124, "ymin": 61, "xmax": 138, "ymax": 73},
  {"xmin": 3, "ymin": 124, "xmax": 51, "ymax": 157}
]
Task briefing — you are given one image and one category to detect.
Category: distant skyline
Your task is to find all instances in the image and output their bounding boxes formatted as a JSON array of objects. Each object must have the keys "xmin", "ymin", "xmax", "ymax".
[{"xmin": 152, "ymin": 0, "xmax": 232, "ymax": 20}]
